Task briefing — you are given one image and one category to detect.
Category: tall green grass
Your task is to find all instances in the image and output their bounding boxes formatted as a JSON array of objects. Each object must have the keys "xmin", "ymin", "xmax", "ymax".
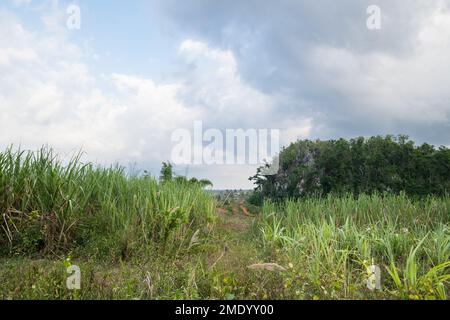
[
  {"xmin": 0, "ymin": 147, "xmax": 216, "ymax": 258},
  {"xmin": 258, "ymin": 194, "xmax": 450, "ymax": 299},
  {"xmin": 2, "ymin": 146, "xmax": 450, "ymax": 299}
]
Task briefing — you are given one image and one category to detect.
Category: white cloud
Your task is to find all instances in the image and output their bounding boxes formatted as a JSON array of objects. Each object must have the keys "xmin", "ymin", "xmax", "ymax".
[
  {"xmin": 0, "ymin": 10, "xmax": 195, "ymax": 165},
  {"xmin": 178, "ymin": 39, "xmax": 276, "ymax": 125},
  {"xmin": 280, "ymin": 118, "xmax": 313, "ymax": 146},
  {"xmin": 307, "ymin": 4, "xmax": 450, "ymax": 125},
  {"xmin": 0, "ymin": 9, "xmax": 310, "ymax": 188}
]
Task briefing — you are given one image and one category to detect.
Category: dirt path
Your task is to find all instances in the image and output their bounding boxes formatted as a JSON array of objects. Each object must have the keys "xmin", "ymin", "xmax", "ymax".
[
  {"xmin": 216, "ymin": 204, "xmax": 254, "ymax": 233},
  {"xmin": 206, "ymin": 204, "xmax": 261, "ymax": 273}
]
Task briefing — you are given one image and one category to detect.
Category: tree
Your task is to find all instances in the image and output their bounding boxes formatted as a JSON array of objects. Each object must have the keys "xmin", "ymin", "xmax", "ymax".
[
  {"xmin": 251, "ymin": 135, "xmax": 450, "ymax": 200},
  {"xmin": 171, "ymin": 172, "xmax": 213, "ymax": 189},
  {"xmin": 189, "ymin": 177, "xmax": 213, "ymax": 188},
  {"xmin": 198, "ymin": 179, "xmax": 213, "ymax": 189},
  {"xmin": 159, "ymin": 162, "xmax": 173, "ymax": 183}
]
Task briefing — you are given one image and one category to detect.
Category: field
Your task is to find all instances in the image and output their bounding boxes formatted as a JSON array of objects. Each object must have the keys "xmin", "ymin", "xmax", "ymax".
[
  {"xmin": 0, "ymin": 147, "xmax": 449, "ymax": 300},
  {"xmin": 259, "ymin": 196, "xmax": 450, "ymax": 299}
]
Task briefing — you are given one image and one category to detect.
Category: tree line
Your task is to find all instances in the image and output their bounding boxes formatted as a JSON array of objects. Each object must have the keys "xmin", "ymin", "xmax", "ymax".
[
  {"xmin": 250, "ymin": 135, "xmax": 450, "ymax": 203},
  {"xmin": 160, "ymin": 162, "xmax": 213, "ymax": 188}
]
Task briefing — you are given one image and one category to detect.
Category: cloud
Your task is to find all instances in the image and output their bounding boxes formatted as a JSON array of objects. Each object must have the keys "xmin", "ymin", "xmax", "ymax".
[
  {"xmin": 177, "ymin": 39, "xmax": 275, "ymax": 126},
  {"xmin": 0, "ymin": 14, "xmax": 199, "ymax": 166},
  {"xmin": 304, "ymin": 2, "xmax": 450, "ymax": 143},
  {"xmin": 0, "ymin": 8, "xmax": 310, "ymax": 188},
  {"xmin": 157, "ymin": 0, "xmax": 450, "ymax": 145},
  {"xmin": 4, "ymin": 1, "xmax": 449, "ymax": 188}
]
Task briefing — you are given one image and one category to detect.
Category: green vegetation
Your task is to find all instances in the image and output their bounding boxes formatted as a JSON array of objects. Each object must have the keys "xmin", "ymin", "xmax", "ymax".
[
  {"xmin": 0, "ymin": 147, "xmax": 216, "ymax": 258},
  {"xmin": 0, "ymin": 142, "xmax": 449, "ymax": 300},
  {"xmin": 257, "ymin": 194, "xmax": 450, "ymax": 299},
  {"xmin": 251, "ymin": 135, "xmax": 450, "ymax": 202},
  {"xmin": 160, "ymin": 161, "xmax": 213, "ymax": 188}
]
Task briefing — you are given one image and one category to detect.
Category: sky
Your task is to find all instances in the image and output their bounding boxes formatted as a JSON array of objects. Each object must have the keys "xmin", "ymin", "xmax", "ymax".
[{"xmin": 1, "ymin": 0, "xmax": 450, "ymax": 189}]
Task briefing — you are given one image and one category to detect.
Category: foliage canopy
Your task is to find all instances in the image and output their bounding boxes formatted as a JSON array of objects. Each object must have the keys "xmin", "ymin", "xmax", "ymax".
[{"xmin": 250, "ymin": 135, "xmax": 450, "ymax": 202}]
